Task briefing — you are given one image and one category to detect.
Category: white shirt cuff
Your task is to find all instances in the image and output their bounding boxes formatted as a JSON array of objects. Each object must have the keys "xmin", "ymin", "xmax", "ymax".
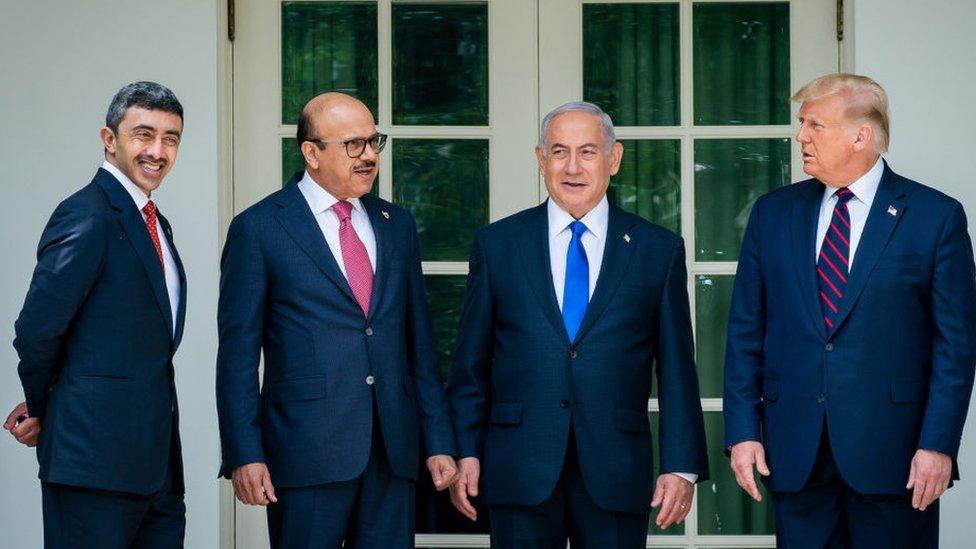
[{"xmin": 671, "ymin": 472, "xmax": 698, "ymax": 484}]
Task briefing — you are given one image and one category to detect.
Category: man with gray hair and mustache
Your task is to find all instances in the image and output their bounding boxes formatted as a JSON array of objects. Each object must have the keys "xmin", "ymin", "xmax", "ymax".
[
  {"xmin": 447, "ymin": 101, "xmax": 708, "ymax": 547},
  {"xmin": 4, "ymin": 81, "xmax": 189, "ymax": 547}
]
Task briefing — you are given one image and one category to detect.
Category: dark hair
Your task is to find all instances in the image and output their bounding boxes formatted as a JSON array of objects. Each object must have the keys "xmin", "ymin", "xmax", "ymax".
[
  {"xmin": 296, "ymin": 109, "xmax": 314, "ymax": 151},
  {"xmin": 105, "ymin": 81, "xmax": 183, "ymax": 133}
]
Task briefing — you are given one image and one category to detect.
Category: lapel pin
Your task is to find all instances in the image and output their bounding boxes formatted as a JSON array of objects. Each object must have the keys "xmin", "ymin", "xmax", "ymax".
[
  {"xmin": 887, "ymin": 205, "xmax": 898, "ymax": 217},
  {"xmin": 623, "ymin": 234, "xmax": 631, "ymax": 243},
  {"xmin": 381, "ymin": 210, "xmax": 390, "ymax": 219}
]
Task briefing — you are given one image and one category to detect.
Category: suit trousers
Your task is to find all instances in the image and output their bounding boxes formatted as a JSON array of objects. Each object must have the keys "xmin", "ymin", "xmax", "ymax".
[
  {"xmin": 266, "ymin": 402, "xmax": 415, "ymax": 549},
  {"xmin": 41, "ymin": 452, "xmax": 184, "ymax": 549},
  {"xmin": 771, "ymin": 422, "xmax": 939, "ymax": 549},
  {"xmin": 488, "ymin": 430, "xmax": 650, "ymax": 549}
]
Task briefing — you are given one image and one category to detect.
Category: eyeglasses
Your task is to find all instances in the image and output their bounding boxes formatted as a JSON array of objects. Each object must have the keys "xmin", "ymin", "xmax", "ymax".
[{"xmin": 305, "ymin": 133, "xmax": 388, "ymax": 158}]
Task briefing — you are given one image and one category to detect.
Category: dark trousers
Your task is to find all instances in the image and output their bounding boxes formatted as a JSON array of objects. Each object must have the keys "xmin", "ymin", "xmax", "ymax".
[
  {"xmin": 772, "ymin": 424, "xmax": 939, "ymax": 549},
  {"xmin": 41, "ymin": 458, "xmax": 184, "ymax": 549},
  {"xmin": 488, "ymin": 431, "xmax": 649, "ymax": 549},
  {"xmin": 266, "ymin": 410, "xmax": 415, "ymax": 549}
]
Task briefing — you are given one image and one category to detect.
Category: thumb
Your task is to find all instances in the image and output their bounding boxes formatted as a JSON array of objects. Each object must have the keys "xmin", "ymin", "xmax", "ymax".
[
  {"xmin": 650, "ymin": 481, "xmax": 665, "ymax": 508},
  {"xmin": 467, "ymin": 468, "xmax": 480, "ymax": 497},
  {"xmin": 756, "ymin": 448, "xmax": 771, "ymax": 476},
  {"xmin": 906, "ymin": 457, "xmax": 917, "ymax": 490},
  {"xmin": 263, "ymin": 471, "xmax": 278, "ymax": 503},
  {"xmin": 430, "ymin": 462, "xmax": 445, "ymax": 487}
]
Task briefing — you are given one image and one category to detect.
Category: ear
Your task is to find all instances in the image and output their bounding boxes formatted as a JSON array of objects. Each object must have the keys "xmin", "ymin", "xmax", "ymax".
[
  {"xmin": 301, "ymin": 141, "xmax": 320, "ymax": 170},
  {"xmin": 534, "ymin": 146, "xmax": 546, "ymax": 174},
  {"xmin": 608, "ymin": 141, "xmax": 624, "ymax": 176},
  {"xmin": 852, "ymin": 124, "xmax": 874, "ymax": 152},
  {"xmin": 100, "ymin": 126, "xmax": 117, "ymax": 155}
]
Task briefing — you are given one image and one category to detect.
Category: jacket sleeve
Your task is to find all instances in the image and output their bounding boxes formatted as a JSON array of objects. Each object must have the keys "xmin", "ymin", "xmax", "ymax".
[
  {"xmin": 404, "ymin": 215, "xmax": 458, "ymax": 457},
  {"xmin": 216, "ymin": 214, "xmax": 269, "ymax": 477},
  {"xmin": 655, "ymin": 237, "xmax": 709, "ymax": 480},
  {"xmin": 919, "ymin": 201, "xmax": 976, "ymax": 462},
  {"xmin": 14, "ymin": 202, "xmax": 108, "ymax": 421},
  {"xmin": 723, "ymin": 202, "xmax": 766, "ymax": 449},
  {"xmin": 446, "ymin": 232, "xmax": 494, "ymax": 459}
]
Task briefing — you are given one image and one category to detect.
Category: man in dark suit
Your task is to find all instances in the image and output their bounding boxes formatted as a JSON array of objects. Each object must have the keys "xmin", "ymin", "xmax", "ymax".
[
  {"xmin": 724, "ymin": 73, "xmax": 976, "ymax": 547},
  {"xmin": 216, "ymin": 92, "xmax": 458, "ymax": 548},
  {"xmin": 447, "ymin": 101, "xmax": 708, "ymax": 547},
  {"xmin": 3, "ymin": 81, "xmax": 188, "ymax": 547}
]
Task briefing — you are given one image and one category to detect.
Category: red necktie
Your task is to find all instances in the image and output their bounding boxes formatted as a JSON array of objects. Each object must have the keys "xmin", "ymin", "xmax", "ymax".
[
  {"xmin": 142, "ymin": 201, "xmax": 165, "ymax": 273},
  {"xmin": 332, "ymin": 201, "xmax": 373, "ymax": 317}
]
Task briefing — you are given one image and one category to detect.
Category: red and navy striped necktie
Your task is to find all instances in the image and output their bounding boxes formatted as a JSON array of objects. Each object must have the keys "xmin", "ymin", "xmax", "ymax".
[{"xmin": 817, "ymin": 187, "xmax": 855, "ymax": 330}]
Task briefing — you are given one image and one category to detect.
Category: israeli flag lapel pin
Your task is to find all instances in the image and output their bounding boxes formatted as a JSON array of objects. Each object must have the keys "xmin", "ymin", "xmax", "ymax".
[
  {"xmin": 623, "ymin": 233, "xmax": 631, "ymax": 243},
  {"xmin": 887, "ymin": 205, "xmax": 898, "ymax": 217}
]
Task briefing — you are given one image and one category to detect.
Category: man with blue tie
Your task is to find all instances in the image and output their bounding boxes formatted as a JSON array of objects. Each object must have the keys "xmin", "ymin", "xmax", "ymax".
[
  {"xmin": 3, "ymin": 82, "xmax": 188, "ymax": 547},
  {"xmin": 216, "ymin": 92, "xmax": 458, "ymax": 548},
  {"xmin": 447, "ymin": 101, "xmax": 708, "ymax": 547},
  {"xmin": 724, "ymin": 73, "xmax": 976, "ymax": 547}
]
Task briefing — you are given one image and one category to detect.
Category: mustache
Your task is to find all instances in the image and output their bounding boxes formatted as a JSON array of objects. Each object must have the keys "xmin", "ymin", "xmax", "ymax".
[
  {"xmin": 354, "ymin": 160, "xmax": 376, "ymax": 170},
  {"xmin": 137, "ymin": 155, "xmax": 167, "ymax": 165}
]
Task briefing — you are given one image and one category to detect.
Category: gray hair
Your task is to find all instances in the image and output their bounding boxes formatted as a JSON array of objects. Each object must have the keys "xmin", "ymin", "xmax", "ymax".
[
  {"xmin": 105, "ymin": 81, "xmax": 183, "ymax": 133},
  {"xmin": 538, "ymin": 101, "xmax": 616, "ymax": 153}
]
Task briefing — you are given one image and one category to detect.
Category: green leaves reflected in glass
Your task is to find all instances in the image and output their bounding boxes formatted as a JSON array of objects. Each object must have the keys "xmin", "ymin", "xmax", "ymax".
[
  {"xmin": 423, "ymin": 275, "xmax": 467, "ymax": 383},
  {"xmin": 609, "ymin": 140, "xmax": 680, "ymax": 234},
  {"xmin": 393, "ymin": 139, "xmax": 489, "ymax": 261},
  {"xmin": 698, "ymin": 413, "xmax": 776, "ymax": 535},
  {"xmin": 281, "ymin": 2, "xmax": 378, "ymax": 125},
  {"xmin": 648, "ymin": 412, "xmax": 683, "ymax": 535},
  {"xmin": 583, "ymin": 3, "xmax": 680, "ymax": 126},
  {"xmin": 392, "ymin": 3, "xmax": 488, "ymax": 125},
  {"xmin": 694, "ymin": 138, "xmax": 790, "ymax": 261},
  {"xmin": 693, "ymin": 3, "xmax": 790, "ymax": 125},
  {"xmin": 695, "ymin": 275, "xmax": 734, "ymax": 397}
]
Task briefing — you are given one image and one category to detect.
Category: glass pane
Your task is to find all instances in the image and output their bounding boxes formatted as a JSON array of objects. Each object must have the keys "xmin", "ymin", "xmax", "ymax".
[
  {"xmin": 392, "ymin": 3, "xmax": 488, "ymax": 125},
  {"xmin": 583, "ymin": 3, "xmax": 680, "ymax": 126},
  {"xmin": 282, "ymin": 138, "xmax": 304, "ymax": 186},
  {"xmin": 694, "ymin": 138, "xmax": 790, "ymax": 261},
  {"xmin": 609, "ymin": 140, "xmax": 680, "ymax": 234},
  {"xmin": 693, "ymin": 3, "xmax": 790, "ymax": 125},
  {"xmin": 393, "ymin": 139, "xmax": 489, "ymax": 261},
  {"xmin": 423, "ymin": 275, "xmax": 467, "ymax": 384},
  {"xmin": 648, "ymin": 412, "xmax": 684, "ymax": 536},
  {"xmin": 695, "ymin": 275, "xmax": 734, "ymax": 397},
  {"xmin": 281, "ymin": 2, "xmax": 378, "ymax": 124},
  {"xmin": 698, "ymin": 412, "xmax": 776, "ymax": 535}
]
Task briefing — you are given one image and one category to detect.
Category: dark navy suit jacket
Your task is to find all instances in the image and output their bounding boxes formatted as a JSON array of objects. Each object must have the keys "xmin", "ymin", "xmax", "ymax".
[
  {"xmin": 216, "ymin": 179, "xmax": 456, "ymax": 488},
  {"xmin": 447, "ymin": 201, "xmax": 708, "ymax": 514},
  {"xmin": 724, "ymin": 163, "xmax": 976, "ymax": 494},
  {"xmin": 15, "ymin": 168, "xmax": 187, "ymax": 495}
]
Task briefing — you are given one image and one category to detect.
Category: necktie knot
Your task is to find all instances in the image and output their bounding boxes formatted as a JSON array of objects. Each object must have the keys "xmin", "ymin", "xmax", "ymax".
[
  {"xmin": 835, "ymin": 187, "xmax": 856, "ymax": 204},
  {"xmin": 142, "ymin": 200, "xmax": 157, "ymax": 218},
  {"xmin": 569, "ymin": 220, "xmax": 587, "ymax": 239},
  {"xmin": 332, "ymin": 200, "xmax": 353, "ymax": 223}
]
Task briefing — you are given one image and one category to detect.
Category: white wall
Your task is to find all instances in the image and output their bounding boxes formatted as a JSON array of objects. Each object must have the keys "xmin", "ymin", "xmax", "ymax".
[
  {"xmin": 0, "ymin": 2, "xmax": 222, "ymax": 548},
  {"xmin": 853, "ymin": 0, "xmax": 976, "ymax": 545}
]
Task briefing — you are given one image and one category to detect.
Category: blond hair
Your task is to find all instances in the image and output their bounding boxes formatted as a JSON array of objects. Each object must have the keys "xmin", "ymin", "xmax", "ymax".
[{"xmin": 792, "ymin": 73, "xmax": 890, "ymax": 153}]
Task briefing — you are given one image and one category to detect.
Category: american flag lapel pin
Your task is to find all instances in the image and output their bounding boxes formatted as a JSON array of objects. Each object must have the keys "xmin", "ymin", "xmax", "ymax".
[
  {"xmin": 381, "ymin": 210, "xmax": 390, "ymax": 219},
  {"xmin": 623, "ymin": 234, "xmax": 631, "ymax": 243},
  {"xmin": 887, "ymin": 205, "xmax": 898, "ymax": 217}
]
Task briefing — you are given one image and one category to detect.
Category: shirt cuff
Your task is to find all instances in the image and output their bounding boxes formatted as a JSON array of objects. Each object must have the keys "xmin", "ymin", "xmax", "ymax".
[{"xmin": 671, "ymin": 472, "xmax": 698, "ymax": 484}]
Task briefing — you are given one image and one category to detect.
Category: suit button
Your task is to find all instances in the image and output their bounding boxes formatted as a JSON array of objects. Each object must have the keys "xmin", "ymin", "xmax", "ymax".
[
  {"xmin": 365, "ymin": 327, "xmax": 374, "ymax": 336},
  {"xmin": 560, "ymin": 399, "xmax": 571, "ymax": 408},
  {"xmin": 365, "ymin": 375, "xmax": 375, "ymax": 385},
  {"xmin": 817, "ymin": 393, "xmax": 826, "ymax": 403},
  {"xmin": 569, "ymin": 350, "xmax": 578, "ymax": 359},
  {"xmin": 825, "ymin": 343, "xmax": 834, "ymax": 351}
]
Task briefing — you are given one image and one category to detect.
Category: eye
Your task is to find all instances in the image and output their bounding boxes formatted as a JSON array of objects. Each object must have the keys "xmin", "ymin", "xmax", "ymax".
[
  {"xmin": 550, "ymin": 148, "xmax": 567, "ymax": 159},
  {"xmin": 579, "ymin": 148, "xmax": 598, "ymax": 159},
  {"xmin": 164, "ymin": 136, "xmax": 180, "ymax": 147},
  {"xmin": 133, "ymin": 130, "xmax": 153, "ymax": 141}
]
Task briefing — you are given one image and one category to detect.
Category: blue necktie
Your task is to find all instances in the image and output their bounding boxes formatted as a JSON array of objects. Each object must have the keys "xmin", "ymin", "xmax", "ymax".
[
  {"xmin": 563, "ymin": 220, "xmax": 589, "ymax": 342},
  {"xmin": 817, "ymin": 187, "xmax": 855, "ymax": 330}
]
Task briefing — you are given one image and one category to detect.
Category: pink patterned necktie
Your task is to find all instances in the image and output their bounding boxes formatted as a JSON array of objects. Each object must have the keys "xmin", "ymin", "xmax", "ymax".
[
  {"xmin": 331, "ymin": 200, "xmax": 373, "ymax": 317},
  {"xmin": 142, "ymin": 201, "xmax": 165, "ymax": 273}
]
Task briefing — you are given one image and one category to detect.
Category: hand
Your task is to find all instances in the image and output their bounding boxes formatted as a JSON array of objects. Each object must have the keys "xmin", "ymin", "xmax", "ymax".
[
  {"xmin": 907, "ymin": 449, "xmax": 951, "ymax": 511},
  {"xmin": 730, "ymin": 440, "xmax": 770, "ymax": 502},
  {"xmin": 449, "ymin": 457, "xmax": 480, "ymax": 521},
  {"xmin": 3, "ymin": 402, "xmax": 40, "ymax": 447},
  {"xmin": 650, "ymin": 473, "xmax": 694, "ymax": 529},
  {"xmin": 231, "ymin": 462, "xmax": 278, "ymax": 506},
  {"xmin": 426, "ymin": 454, "xmax": 459, "ymax": 491}
]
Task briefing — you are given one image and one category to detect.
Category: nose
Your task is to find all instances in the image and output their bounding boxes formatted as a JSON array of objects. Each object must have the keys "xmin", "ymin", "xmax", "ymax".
[
  {"xmin": 360, "ymin": 142, "xmax": 378, "ymax": 162},
  {"xmin": 146, "ymin": 137, "xmax": 166, "ymax": 158},
  {"xmin": 565, "ymin": 151, "xmax": 583, "ymax": 175},
  {"xmin": 795, "ymin": 124, "xmax": 809, "ymax": 144}
]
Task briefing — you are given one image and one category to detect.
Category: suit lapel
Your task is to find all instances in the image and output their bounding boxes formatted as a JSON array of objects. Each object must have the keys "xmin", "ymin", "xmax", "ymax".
[
  {"xmin": 272, "ymin": 181, "xmax": 359, "ymax": 307},
  {"xmin": 573, "ymin": 205, "xmax": 638, "ymax": 345},
  {"xmin": 361, "ymin": 194, "xmax": 391, "ymax": 322},
  {"xmin": 158, "ymin": 212, "xmax": 187, "ymax": 347},
  {"xmin": 829, "ymin": 164, "xmax": 908, "ymax": 336},
  {"xmin": 791, "ymin": 180, "xmax": 828, "ymax": 339},
  {"xmin": 95, "ymin": 170, "xmax": 175, "ymax": 338},
  {"xmin": 517, "ymin": 202, "xmax": 568, "ymax": 343}
]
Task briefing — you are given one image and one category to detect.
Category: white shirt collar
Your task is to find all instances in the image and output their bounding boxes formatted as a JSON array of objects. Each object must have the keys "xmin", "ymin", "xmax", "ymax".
[
  {"xmin": 297, "ymin": 170, "xmax": 366, "ymax": 215},
  {"xmin": 102, "ymin": 160, "xmax": 151, "ymax": 211},
  {"xmin": 823, "ymin": 156, "xmax": 884, "ymax": 204},
  {"xmin": 547, "ymin": 195, "xmax": 609, "ymax": 240}
]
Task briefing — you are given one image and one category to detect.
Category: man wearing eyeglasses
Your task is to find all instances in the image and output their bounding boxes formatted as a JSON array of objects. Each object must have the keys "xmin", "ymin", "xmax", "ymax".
[{"xmin": 216, "ymin": 92, "xmax": 458, "ymax": 548}]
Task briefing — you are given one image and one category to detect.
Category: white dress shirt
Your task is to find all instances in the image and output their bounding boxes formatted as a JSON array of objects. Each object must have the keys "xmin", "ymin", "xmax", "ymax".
[
  {"xmin": 546, "ymin": 197, "xmax": 697, "ymax": 485},
  {"xmin": 102, "ymin": 161, "xmax": 181, "ymax": 335},
  {"xmin": 815, "ymin": 156, "xmax": 884, "ymax": 269},
  {"xmin": 297, "ymin": 171, "xmax": 377, "ymax": 277}
]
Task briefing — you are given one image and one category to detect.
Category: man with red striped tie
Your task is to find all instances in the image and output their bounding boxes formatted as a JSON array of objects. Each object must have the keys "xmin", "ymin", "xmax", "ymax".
[{"xmin": 724, "ymin": 73, "xmax": 976, "ymax": 548}]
